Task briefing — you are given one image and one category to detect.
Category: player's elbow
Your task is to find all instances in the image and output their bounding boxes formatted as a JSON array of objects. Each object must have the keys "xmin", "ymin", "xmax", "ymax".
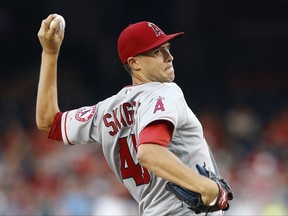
[
  {"xmin": 137, "ymin": 146, "xmax": 149, "ymax": 167},
  {"xmin": 36, "ymin": 121, "xmax": 51, "ymax": 132},
  {"xmin": 137, "ymin": 144, "xmax": 159, "ymax": 169},
  {"xmin": 36, "ymin": 115, "xmax": 52, "ymax": 132}
]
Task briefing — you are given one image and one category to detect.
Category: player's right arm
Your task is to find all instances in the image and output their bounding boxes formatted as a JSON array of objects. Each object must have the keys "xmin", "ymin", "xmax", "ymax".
[{"xmin": 36, "ymin": 14, "xmax": 64, "ymax": 131}]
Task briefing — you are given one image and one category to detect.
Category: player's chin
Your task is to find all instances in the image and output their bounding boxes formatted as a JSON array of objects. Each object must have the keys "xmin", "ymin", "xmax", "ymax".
[
  {"xmin": 159, "ymin": 74, "xmax": 174, "ymax": 83},
  {"xmin": 165, "ymin": 69, "xmax": 175, "ymax": 82}
]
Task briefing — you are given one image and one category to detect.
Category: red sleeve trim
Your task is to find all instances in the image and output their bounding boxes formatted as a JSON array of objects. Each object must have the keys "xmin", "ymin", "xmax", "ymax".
[
  {"xmin": 63, "ymin": 111, "xmax": 73, "ymax": 145},
  {"xmin": 48, "ymin": 112, "xmax": 63, "ymax": 141},
  {"xmin": 138, "ymin": 120, "xmax": 174, "ymax": 147}
]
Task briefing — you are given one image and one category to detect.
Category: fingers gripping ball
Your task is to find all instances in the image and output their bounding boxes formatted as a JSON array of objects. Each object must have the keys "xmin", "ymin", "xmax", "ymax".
[{"xmin": 50, "ymin": 15, "xmax": 65, "ymax": 35}]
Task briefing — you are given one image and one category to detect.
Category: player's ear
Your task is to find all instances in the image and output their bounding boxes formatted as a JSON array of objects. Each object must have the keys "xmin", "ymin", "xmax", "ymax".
[{"xmin": 127, "ymin": 57, "xmax": 141, "ymax": 71}]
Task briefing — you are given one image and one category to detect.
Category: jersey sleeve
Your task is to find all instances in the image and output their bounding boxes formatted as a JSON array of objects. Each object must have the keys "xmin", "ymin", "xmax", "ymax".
[
  {"xmin": 138, "ymin": 120, "xmax": 173, "ymax": 147},
  {"xmin": 138, "ymin": 83, "xmax": 187, "ymax": 132},
  {"xmin": 60, "ymin": 105, "xmax": 100, "ymax": 145}
]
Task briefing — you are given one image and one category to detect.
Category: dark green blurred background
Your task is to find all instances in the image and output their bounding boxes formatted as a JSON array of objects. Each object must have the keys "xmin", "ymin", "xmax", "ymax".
[{"xmin": 0, "ymin": 0, "xmax": 287, "ymax": 215}]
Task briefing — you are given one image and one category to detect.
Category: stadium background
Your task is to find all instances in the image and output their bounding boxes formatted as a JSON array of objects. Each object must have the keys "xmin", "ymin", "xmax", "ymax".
[{"xmin": 0, "ymin": 0, "xmax": 287, "ymax": 215}]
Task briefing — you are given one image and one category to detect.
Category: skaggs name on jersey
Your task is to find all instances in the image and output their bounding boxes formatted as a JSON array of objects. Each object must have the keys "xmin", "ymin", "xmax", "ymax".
[{"xmin": 103, "ymin": 101, "xmax": 141, "ymax": 136}]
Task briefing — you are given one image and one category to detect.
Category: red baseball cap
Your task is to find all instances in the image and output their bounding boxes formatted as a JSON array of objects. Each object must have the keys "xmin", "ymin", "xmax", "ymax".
[{"xmin": 117, "ymin": 21, "xmax": 184, "ymax": 64}]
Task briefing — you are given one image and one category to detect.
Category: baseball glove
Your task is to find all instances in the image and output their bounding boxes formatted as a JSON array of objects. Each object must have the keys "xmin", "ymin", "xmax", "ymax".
[{"xmin": 166, "ymin": 163, "xmax": 233, "ymax": 215}]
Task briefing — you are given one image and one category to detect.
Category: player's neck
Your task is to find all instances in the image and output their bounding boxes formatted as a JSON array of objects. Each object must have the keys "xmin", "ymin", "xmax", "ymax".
[
  {"xmin": 132, "ymin": 76, "xmax": 146, "ymax": 85},
  {"xmin": 132, "ymin": 72, "xmax": 155, "ymax": 85}
]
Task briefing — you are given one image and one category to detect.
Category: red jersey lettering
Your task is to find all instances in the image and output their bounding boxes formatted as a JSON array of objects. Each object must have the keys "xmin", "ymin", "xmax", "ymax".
[
  {"xmin": 103, "ymin": 101, "xmax": 141, "ymax": 136},
  {"xmin": 103, "ymin": 113, "xmax": 118, "ymax": 136}
]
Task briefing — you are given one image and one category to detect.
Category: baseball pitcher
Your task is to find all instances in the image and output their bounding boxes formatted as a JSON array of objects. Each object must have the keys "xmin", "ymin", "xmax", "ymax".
[{"xmin": 36, "ymin": 14, "xmax": 233, "ymax": 216}]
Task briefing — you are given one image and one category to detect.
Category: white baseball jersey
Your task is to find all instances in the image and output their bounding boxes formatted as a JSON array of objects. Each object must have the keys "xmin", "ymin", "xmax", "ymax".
[{"xmin": 60, "ymin": 82, "xmax": 220, "ymax": 216}]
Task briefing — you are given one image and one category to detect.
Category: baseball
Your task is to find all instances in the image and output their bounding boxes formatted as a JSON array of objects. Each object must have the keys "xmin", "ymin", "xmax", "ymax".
[{"xmin": 50, "ymin": 15, "xmax": 65, "ymax": 35}]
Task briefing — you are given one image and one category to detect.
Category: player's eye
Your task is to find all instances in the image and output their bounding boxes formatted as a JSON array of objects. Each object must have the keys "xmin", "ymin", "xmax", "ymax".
[
  {"xmin": 166, "ymin": 44, "xmax": 171, "ymax": 51},
  {"xmin": 153, "ymin": 49, "xmax": 161, "ymax": 55}
]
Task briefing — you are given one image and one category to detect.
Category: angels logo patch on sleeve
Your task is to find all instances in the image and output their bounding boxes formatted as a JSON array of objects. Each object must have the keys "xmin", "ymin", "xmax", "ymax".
[
  {"xmin": 75, "ymin": 105, "xmax": 96, "ymax": 122},
  {"xmin": 153, "ymin": 96, "xmax": 165, "ymax": 114}
]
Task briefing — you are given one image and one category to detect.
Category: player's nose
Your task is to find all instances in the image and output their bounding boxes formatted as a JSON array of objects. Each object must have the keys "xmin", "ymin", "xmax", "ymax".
[{"xmin": 165, "ymin": 50, "xmax": 174, "ymax": 62}]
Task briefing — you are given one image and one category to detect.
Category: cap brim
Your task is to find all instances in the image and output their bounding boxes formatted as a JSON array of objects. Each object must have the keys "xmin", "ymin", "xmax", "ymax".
[{"xmin": 138, "ymin": 32, "xmax": 184, "ymax": 55}]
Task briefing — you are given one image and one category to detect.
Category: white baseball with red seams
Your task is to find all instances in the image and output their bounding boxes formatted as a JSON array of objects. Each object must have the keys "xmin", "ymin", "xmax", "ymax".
[{"xmin": 50, "ymin": 14, "xmax": 65, "ymax": 35}]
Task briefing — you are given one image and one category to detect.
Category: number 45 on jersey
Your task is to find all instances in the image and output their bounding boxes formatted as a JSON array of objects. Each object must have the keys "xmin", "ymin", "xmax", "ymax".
[{"xmin": 119, "ymin": 134, "xmax": 151, "ymax": 186}]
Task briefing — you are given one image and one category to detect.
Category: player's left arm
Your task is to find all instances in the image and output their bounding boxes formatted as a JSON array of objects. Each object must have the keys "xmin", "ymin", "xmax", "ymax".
[
  {"xmin": 137, "ymin": 121, "xmax": 219, "ymax": 205},
  {"xmin": 137, "ymin": 143, "xmax": 219, "ymax": 205}
]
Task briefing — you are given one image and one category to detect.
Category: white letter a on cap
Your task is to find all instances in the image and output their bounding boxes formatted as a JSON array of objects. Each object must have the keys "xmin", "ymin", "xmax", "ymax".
[{"xmin": 148, "ymin": 22, "xmax": 164, "ymax": 36}]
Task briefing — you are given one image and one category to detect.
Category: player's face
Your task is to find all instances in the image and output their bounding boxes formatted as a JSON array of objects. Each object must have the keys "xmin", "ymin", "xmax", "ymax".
[{"xmin": 136, "ymin": 43, "xmax": 175, "ymax": 82}]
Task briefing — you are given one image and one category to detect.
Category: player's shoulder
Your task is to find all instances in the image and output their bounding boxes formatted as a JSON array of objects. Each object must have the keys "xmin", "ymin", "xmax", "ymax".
[
  {"xmin": 155, "ymin": 82, "xmax": 184, "ymax": 95},
  {"xmin": 163, "ymin": 82, "xmax": 182, "ymax": 90},
  {"xmin": 120, "ymin": 82, "xmax": 182, "ymax": 94}
]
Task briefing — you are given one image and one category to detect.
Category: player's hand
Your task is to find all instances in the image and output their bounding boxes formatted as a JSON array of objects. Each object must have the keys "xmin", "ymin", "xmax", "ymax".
[
  {"xmin": 37, "ymin": 14, "xmax": 65, "ymax": 55},
  {"xmin": 200, "ymin": 180, "xmax": 219, "ymax": 205},
  {"xmin": 166, "ymin": 163, "xmax": 233, "ymax": 214}
]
